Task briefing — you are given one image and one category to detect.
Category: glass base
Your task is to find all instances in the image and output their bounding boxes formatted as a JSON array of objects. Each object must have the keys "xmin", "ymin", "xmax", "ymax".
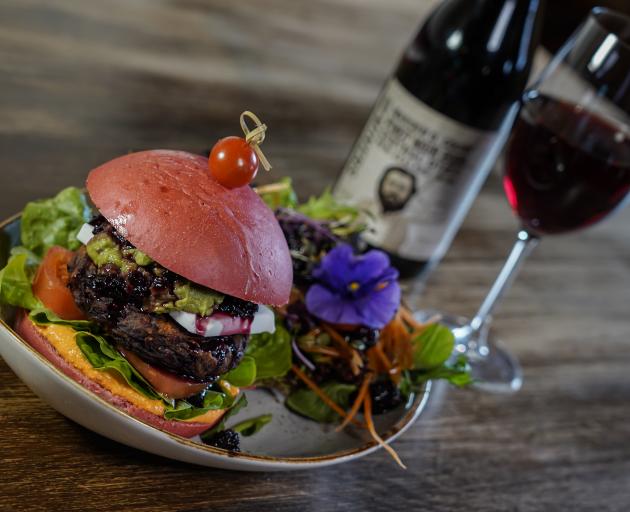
[{"xmin": 414, "ymin": 310, "xmax": 523, "ymax": 393}]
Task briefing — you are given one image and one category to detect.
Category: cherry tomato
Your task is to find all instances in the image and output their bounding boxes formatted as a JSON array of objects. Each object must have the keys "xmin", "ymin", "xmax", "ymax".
[
  {"xmin": 32, "ymin": 246, "xmax": 85, "ymax": 320},
  {"xmin": 209, "ymin": 136, "xmax": 259, "ymax": 188}
]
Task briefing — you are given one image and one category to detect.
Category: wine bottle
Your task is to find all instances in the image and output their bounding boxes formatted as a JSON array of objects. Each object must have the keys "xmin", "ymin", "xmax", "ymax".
[{"xmin": 333, "ymin": 0, "xmax": 546, "ymax": 278}]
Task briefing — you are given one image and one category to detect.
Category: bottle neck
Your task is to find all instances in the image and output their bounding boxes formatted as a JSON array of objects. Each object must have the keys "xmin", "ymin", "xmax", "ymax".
[
  {"xmin": 416, "ymin": 0, "xmax": 545, "ymax": 62},
  {"xmin": 395, "ymin": 0, "xmax": 546, "ymax": 131}
]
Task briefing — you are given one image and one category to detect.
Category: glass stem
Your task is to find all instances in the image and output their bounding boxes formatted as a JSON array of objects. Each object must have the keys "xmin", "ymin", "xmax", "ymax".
[{"xmin": 468, "ymin": 229, "xmax": 539, "ymax": 355}]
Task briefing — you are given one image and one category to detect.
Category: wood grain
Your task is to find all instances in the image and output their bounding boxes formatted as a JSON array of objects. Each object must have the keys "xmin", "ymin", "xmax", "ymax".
[{"xmin": 2, "ymin": 1, "xmax": 630, "ymax": 511}]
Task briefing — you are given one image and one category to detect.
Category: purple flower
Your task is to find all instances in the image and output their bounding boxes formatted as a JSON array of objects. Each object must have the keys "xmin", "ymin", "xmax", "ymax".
[{"xmin": 305, "ymin": 244, "xmax": 401, "ymax": 329}]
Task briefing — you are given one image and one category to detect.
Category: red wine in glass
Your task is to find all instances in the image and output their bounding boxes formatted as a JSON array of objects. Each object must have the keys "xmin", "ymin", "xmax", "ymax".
[
  {"xmin": 504, "ymin": 93, "xmax": 630, "ymax": 234},
  {"xmin": 414, "ymin": 8, "xmax": 630, "ymax": 393}
]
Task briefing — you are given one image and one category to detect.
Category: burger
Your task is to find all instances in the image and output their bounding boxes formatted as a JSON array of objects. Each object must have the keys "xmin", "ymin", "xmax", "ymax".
[{"xmin": 14, "ymin": 149, "xmax": 292, "ymax": 438}]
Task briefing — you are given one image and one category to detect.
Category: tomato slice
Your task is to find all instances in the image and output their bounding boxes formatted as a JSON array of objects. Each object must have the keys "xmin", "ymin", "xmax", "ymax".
[
  {"xmin": 32, "ymin": 246, "xmax": 85, "ymax": 320},
  {"xmin": 119, "ymin": 348, "xmax": 210, "ymax": 399}
]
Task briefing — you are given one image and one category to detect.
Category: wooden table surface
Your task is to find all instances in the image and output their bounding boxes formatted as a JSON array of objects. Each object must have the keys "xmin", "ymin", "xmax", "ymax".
[{"xmin": 2, "ymin": 1, "xmax": 630, "ymax": 511}]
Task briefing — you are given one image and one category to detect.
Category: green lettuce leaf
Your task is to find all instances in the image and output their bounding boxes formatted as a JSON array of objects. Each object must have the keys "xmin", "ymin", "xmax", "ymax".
[
  {"xmin": 297, "ymin": 188, "xmax": 364, "ymax": 235},
  {"xmin": 201, "ymin": 394, "xmax": 249, "ymax": 439},
  {"xmin": 246, "ymin": 324, "xmax": 292, "ymax": 381},
  {"xmin": 75, "ymin": 331, "xmax": 162, "ymax": 401},
  {"xmin": 0, "ymin": 253, "xmax": 43, "ymax": 310},
  {"xmin": 286, "ymin": 381, "xmax": 356, "ymax": 423},
  {"xmin": 257, "ymin": 177, "xmax": 298, "ymax": 210},
  {"xmin": 21, "ymin": 187, "xmax": 92, "ymax": 257},
  {"xmin": 232, "ymin": 414, "xmax": 272, "ymax": 437},
  {"xmin": 412, "ymin": 323, "xmax": 455, "ymax": 370},
  {"xmin": 9, "ymin": 246, "xmax": 42, "ymax": 266},
  {"xmin": 29, "ymin": 307, "xmax": 95, "ymax": 331},
  {"xmin": 223, "ymin": 355, "xmax": 256, "ymax": 387}
]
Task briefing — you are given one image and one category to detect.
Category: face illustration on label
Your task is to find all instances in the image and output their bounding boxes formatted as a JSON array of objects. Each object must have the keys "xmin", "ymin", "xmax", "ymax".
[{"xmin": 378, "ymin": 167, "xmax": 417, "ymax": 213}]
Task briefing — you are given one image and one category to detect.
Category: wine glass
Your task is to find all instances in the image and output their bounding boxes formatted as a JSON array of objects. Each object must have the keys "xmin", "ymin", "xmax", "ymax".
[{"xmin": 416, "ymin": 7, "xmax": 630, "ymax": 393}]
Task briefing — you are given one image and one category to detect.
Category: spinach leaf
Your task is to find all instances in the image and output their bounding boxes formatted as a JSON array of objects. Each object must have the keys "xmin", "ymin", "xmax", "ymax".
[
  {"xmin": 21, "ymin": 187, "xmax": 92, "ymax": 257},
  {"xmin": 201, "ymin": 394, "xmax": 249, "ymax": 439},
  {"xmin": 421, "ymin": 355, "xmax": 473, "ymax": 387},
  {"xmin": 246, "ymin": 324, "xmax": 292, "ymax": 381},
  {"xmin": 164, "ymin": 390, "xmax": 236, "ymax": 421},
  {"xmin": 412, "ymin": 323, "xmax": 455, "ymax": 370},
  {"xmin": 286, "ymin": 381, "xmax": 356, "ymax": 423},
  {"xmin": 400, "ymin": 356, "xmax": 472, "ymax": 398},
  {"xmin": 232, "ymin": 414, "xmax": 272, "ymax": 437},
  {"xmin": 223, "ymin": 355, "xmax": 256, "ymax": 387},
  {"xmin": 29, "ymin": 307, "xmax": 95, "ymax": 331}
]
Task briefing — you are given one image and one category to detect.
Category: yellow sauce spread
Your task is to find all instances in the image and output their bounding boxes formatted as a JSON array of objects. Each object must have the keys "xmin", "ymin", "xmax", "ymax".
[
  {"xmin": 183, "ymin": 408, "xmax": 225, "ymax": 424},
  {"xmin": 38, "ymin": 323, "xmax": 166, "ymax": 415},
  {"xmin": 35, "ymin": 323, "xmax": 233, "ymax": 424}
]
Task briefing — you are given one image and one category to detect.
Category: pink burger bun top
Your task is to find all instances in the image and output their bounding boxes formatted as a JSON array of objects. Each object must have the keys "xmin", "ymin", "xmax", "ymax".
[{"xmin": 86, "ymin": 150, "xmax": 292, "ymax": 306}]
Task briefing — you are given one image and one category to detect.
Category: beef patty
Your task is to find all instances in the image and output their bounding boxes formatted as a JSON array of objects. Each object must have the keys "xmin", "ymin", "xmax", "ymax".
[{"xmin": 67, "ymin": 247, "xmax": 247, "ymax": 382}]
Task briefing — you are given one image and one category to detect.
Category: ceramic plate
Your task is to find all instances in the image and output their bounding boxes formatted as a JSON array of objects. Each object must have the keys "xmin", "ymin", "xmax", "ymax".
[{"xmin": 0, "ymin": 215, "xmax": 430, "ymax": 471}]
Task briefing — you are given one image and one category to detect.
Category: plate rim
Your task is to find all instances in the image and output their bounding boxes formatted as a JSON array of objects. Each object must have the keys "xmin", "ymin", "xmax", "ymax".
[{"xmin": 0, "ymin": 212, "xmax": 431, "ymax": 467}]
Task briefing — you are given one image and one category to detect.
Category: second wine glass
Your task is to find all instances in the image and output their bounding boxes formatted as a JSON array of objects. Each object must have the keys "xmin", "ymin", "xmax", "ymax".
[{"xmin": 416, "ymin": 7, "xmax": 630, "ymax": 393}]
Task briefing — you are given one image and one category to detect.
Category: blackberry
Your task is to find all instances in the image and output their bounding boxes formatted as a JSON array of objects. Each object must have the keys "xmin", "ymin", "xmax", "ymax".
[
  {"xmin": 89, "ymin": 214, "xmax": 107, "ymax": 234},
  {"xmin": 127, "ymin": 269, "xmax": 151, "ymax": 304},
  {"xmin": 311, "ymin": 360, "xmax": 361, "ymax": 386},
  {"xmin": 89, "ymin": 270, "xmax": 127, "ymax": 302},
  {"xmin": 214, "ymin": 296, "xmax": 258, "ymax": 319},
  {"xmin": 186, "ymin": 389, "xmax": 208, "ymax": 408},
  {"xmin": 369, "ymin": 380, "xmax": 403, "ymax": 414},
  {"xmin": 346, "ymin": 327, "xmax": 380, "ymax": 351},
  {"xmin": 204, "ymin": 429, "xmax": 241, "ymax": 452},
  {"xmin": 152, "ymin": 275, "xmax": 172, "ymax": 290}
]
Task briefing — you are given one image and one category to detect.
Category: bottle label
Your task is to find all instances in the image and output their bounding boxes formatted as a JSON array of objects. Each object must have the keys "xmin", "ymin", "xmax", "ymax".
[{"xmin": 334, "ymin": 78, "xmax": 496, "ymax": 261}]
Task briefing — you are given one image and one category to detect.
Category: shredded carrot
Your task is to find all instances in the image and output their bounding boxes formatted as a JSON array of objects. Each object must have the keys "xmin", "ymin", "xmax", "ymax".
[
  {"xmin": 349, "ymin": 350, "xmax": 363, "ymax": 376},
  {"xmin": 395, "ymin": 320, "xmax": 414, "ymax": 370},
  {"xmin": 301, "ymin": 346, "xmax": 343, "ymax": 358},
  {"xmin": 399, "ymin": 306, "xmax": 423, "ymax": 330},
  {"xmin": 389, "ymin": 366, "xmax": 402, "ymax": 385},
  {"xmin": 371, "ymin": 342, "xmax": 393, "ymax": 372},
  {"xmin": 366, "ymin": 348, "xmax": 382, "ymax": 373},
  {"xmin": 336, "ymin": 372, "xmax": 373, "ymax": 432},
  {"xmin": 366, "ymin": 308, "xmax": 417, "ymax": 383},
  {"xmin": 364, "ymin": 393, "xmax": 406, "ymax": 469},
  {"xmin": 303, "ymin": 327, "xmax": 322, "ymax": 338},
  {"xmin": 379, "ymin": 322, "xmax": 394, "ymax": 355},
  {"xmin": 321, "ymin": 324, "xmax": 364, "ymax": 375},
  {"xmin": 321, "ymin": 324, "xmax": 342, "ymax": 341},
  {"xmin": 291, "ymin": 365, "xmax": 364, "ymax": 428}
]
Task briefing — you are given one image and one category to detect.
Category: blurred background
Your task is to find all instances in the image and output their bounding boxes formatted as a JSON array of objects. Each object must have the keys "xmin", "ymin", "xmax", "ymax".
[{"xmin": 1, "ymin": 0, "xmax": 629, "ymax": 218}]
